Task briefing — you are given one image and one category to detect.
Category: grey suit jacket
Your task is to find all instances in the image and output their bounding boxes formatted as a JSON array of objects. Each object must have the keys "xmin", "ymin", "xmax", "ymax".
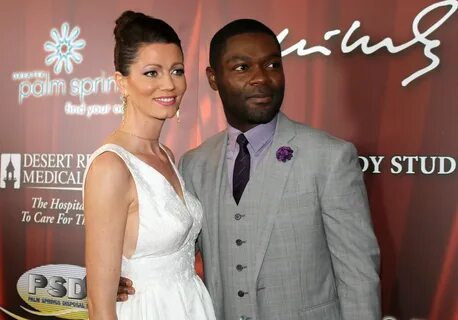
[{"xmin": 179, "ymin": 113, "xmax": 381, "ymax": 320}]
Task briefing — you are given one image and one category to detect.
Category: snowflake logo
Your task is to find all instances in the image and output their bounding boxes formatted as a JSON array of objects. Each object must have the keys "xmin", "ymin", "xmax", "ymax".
[{"xmin": 44, "ymin": 22, "xmax": 86, "ymax": 74}]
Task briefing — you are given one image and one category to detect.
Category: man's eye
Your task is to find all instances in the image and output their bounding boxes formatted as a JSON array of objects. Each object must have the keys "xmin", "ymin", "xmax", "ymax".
[
  {"xmin": 234, "ymin": 65, "xmax": 248, "ymax": 71},
  {"xmin": 144, "ymin": 70, "xmax": 158, "ymax": 77},
  {"xmin": 172, "ymin": 68, "xmax": 185, "ymax": 76},
  {"xmin": 267, "ymin": 62, "xmax": 282, "ymax": 69}
]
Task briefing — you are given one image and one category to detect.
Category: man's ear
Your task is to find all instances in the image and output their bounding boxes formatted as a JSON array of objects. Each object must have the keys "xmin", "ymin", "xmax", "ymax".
[
  {"xmin": 115, "ymin": 71, "xmax": 128, "ymax": 96},
  {"xmin": 206, "ymin": 66, "xmax": 218, "ymax": 91}
]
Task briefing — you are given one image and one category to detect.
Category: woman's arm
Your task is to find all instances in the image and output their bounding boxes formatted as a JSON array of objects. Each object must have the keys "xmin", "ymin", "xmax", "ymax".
[{"xmin": 84, "ymin": 152, "xmax": 132, "ymax": 320}]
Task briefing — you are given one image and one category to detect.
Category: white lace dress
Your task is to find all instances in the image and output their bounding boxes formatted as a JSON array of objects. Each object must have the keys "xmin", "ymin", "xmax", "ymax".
[{"xmin": 85, "ymin": 144, "xmax": 216, "ymax": 319}]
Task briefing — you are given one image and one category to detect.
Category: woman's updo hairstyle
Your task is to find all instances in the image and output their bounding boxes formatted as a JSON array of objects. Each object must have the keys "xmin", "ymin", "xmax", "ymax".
[{"xmin": 114, "ymin": 10, "xmax": 182, "ymax": 76}]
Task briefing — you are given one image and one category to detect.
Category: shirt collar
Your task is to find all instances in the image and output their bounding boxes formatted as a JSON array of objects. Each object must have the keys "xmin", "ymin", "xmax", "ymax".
[{"xmin": 227, "ymin": 114, "xmax": 278, "ymax": 155}]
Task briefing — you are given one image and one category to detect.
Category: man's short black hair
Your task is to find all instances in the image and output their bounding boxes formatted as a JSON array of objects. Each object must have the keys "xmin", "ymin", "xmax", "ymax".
[{"xmin": 209, "ymin": 19, "xmax": 280, "ymax": 70}]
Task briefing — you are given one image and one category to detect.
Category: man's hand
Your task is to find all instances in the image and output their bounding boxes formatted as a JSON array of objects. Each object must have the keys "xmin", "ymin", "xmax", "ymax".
[{"xmin": 117, "ymin": 277, "xmax": 135, "ymax": 302}]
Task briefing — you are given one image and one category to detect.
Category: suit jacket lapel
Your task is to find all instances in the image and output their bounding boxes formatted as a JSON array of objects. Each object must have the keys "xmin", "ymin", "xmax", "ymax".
[{"xmin": 253, "ymin": 113, "xmax": 297, "ymax": 280}]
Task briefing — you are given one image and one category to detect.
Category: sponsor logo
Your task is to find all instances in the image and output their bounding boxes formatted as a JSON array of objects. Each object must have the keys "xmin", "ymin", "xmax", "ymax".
[
  {"xmin": 0, "ymin": 264, "xmax": 88, "ymax": 319},
  {"xmin": 10, "ymin": 23, "xmax": 121, "ymax": 117},
  {"xmin": 278, "ymin": 0, "xmax": 457, "ymax": 86},
  {"xmin": 358, "ymin": 155, "xmax": 456, "ymax": 175},
  {"xmin": 0, "ymin": 154, "xmax": 21, "ymax": 189},
  {"xmin": 44, "ymin": 23, "xmax": 86, "ymax": 75},
  {"xmin": 0, "ymin": 153, "xmax": 91, "ymax": 191}
]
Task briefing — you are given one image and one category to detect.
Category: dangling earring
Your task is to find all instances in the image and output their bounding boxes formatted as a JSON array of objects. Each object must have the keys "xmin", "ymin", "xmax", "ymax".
[
  {"xmin": 176, "ymin": 108, "xmax": 180, "ymax": 123},
  {"xmin": 121, "ymin": 95, "xmax": 127, "ymax": 122}
]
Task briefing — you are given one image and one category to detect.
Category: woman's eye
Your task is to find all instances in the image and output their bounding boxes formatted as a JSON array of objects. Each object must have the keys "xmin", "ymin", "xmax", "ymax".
[
  {"xmin": 144, "ymin": 70, "xmax": 158, "ymax": 77},
  {"xmin": 172, "ymin": 68, "xmax": 185, "ymax": 76}
]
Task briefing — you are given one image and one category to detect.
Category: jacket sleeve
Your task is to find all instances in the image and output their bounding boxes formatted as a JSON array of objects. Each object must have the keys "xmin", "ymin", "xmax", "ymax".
[
  {"xmin": 320, "ymin": 141, "xmax": 381, "ymax": 320},
  {"xmin": 178, "ymin": 154, "xmax": 202, "ymax": 254}
]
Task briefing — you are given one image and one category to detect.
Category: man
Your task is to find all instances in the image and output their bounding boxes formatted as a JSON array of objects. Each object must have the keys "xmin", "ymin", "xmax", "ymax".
[
  {"xmin": 179, "ymin": 19, "xmax": 380, "ymax": 320},
  {"xmin": 120, "ymin": 19, "xmax": 381, "ymax": 319}
]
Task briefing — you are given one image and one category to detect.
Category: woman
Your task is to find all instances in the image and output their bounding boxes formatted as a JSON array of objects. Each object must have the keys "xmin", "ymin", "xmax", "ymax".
[{"xmin": 83, "ymin": 11, "xmax": 216, "ymax": 319}]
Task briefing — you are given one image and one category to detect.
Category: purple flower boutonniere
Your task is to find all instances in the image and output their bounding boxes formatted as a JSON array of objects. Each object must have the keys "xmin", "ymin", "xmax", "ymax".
[{"xmin": 276, "ymin": 146, "xmax": 294, "ymax": 162}]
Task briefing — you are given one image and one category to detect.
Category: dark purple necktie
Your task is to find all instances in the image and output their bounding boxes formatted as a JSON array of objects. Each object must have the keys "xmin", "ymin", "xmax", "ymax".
[{"xmin": 233, "ymin": 134, "xmax": 250, "ymax": 205}]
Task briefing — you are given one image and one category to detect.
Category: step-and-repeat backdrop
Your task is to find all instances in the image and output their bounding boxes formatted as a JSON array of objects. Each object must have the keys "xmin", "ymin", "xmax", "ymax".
[{"xmin": 0, "ymin": 0, "xmax": 456, "ymax": 319}]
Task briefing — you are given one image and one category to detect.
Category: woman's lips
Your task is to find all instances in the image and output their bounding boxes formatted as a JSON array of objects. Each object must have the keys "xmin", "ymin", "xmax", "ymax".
[{"xmin": 153, "ymin": 96, "xmax": 176, "ymax": 106}]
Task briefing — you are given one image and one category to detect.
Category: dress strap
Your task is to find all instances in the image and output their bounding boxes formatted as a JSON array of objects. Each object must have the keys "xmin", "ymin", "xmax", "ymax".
[{"xmin": 82, "ymin": 144, "xmax": 134, "ymax": 200}]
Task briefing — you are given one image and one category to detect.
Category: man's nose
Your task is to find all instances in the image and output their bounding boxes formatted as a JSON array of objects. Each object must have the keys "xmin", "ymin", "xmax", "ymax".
[{"xmin": 249, "ymin": 66, "xmax": 268, "ymax": 85}]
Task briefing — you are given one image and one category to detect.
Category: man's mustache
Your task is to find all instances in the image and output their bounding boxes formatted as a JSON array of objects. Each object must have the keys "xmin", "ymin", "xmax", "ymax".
[{"xmin": 245, "ymin": 89, "xmax": 274, "ymax": 99}]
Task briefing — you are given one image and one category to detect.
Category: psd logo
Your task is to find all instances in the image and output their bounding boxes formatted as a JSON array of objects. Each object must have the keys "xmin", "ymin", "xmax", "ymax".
[
  {"xmin": 0, "ymin": 153, "xmax": 21, "ymax": 189},
  {"xmin": 15, "ymin": 264, "xmax": 88, "ymax": 319}
]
